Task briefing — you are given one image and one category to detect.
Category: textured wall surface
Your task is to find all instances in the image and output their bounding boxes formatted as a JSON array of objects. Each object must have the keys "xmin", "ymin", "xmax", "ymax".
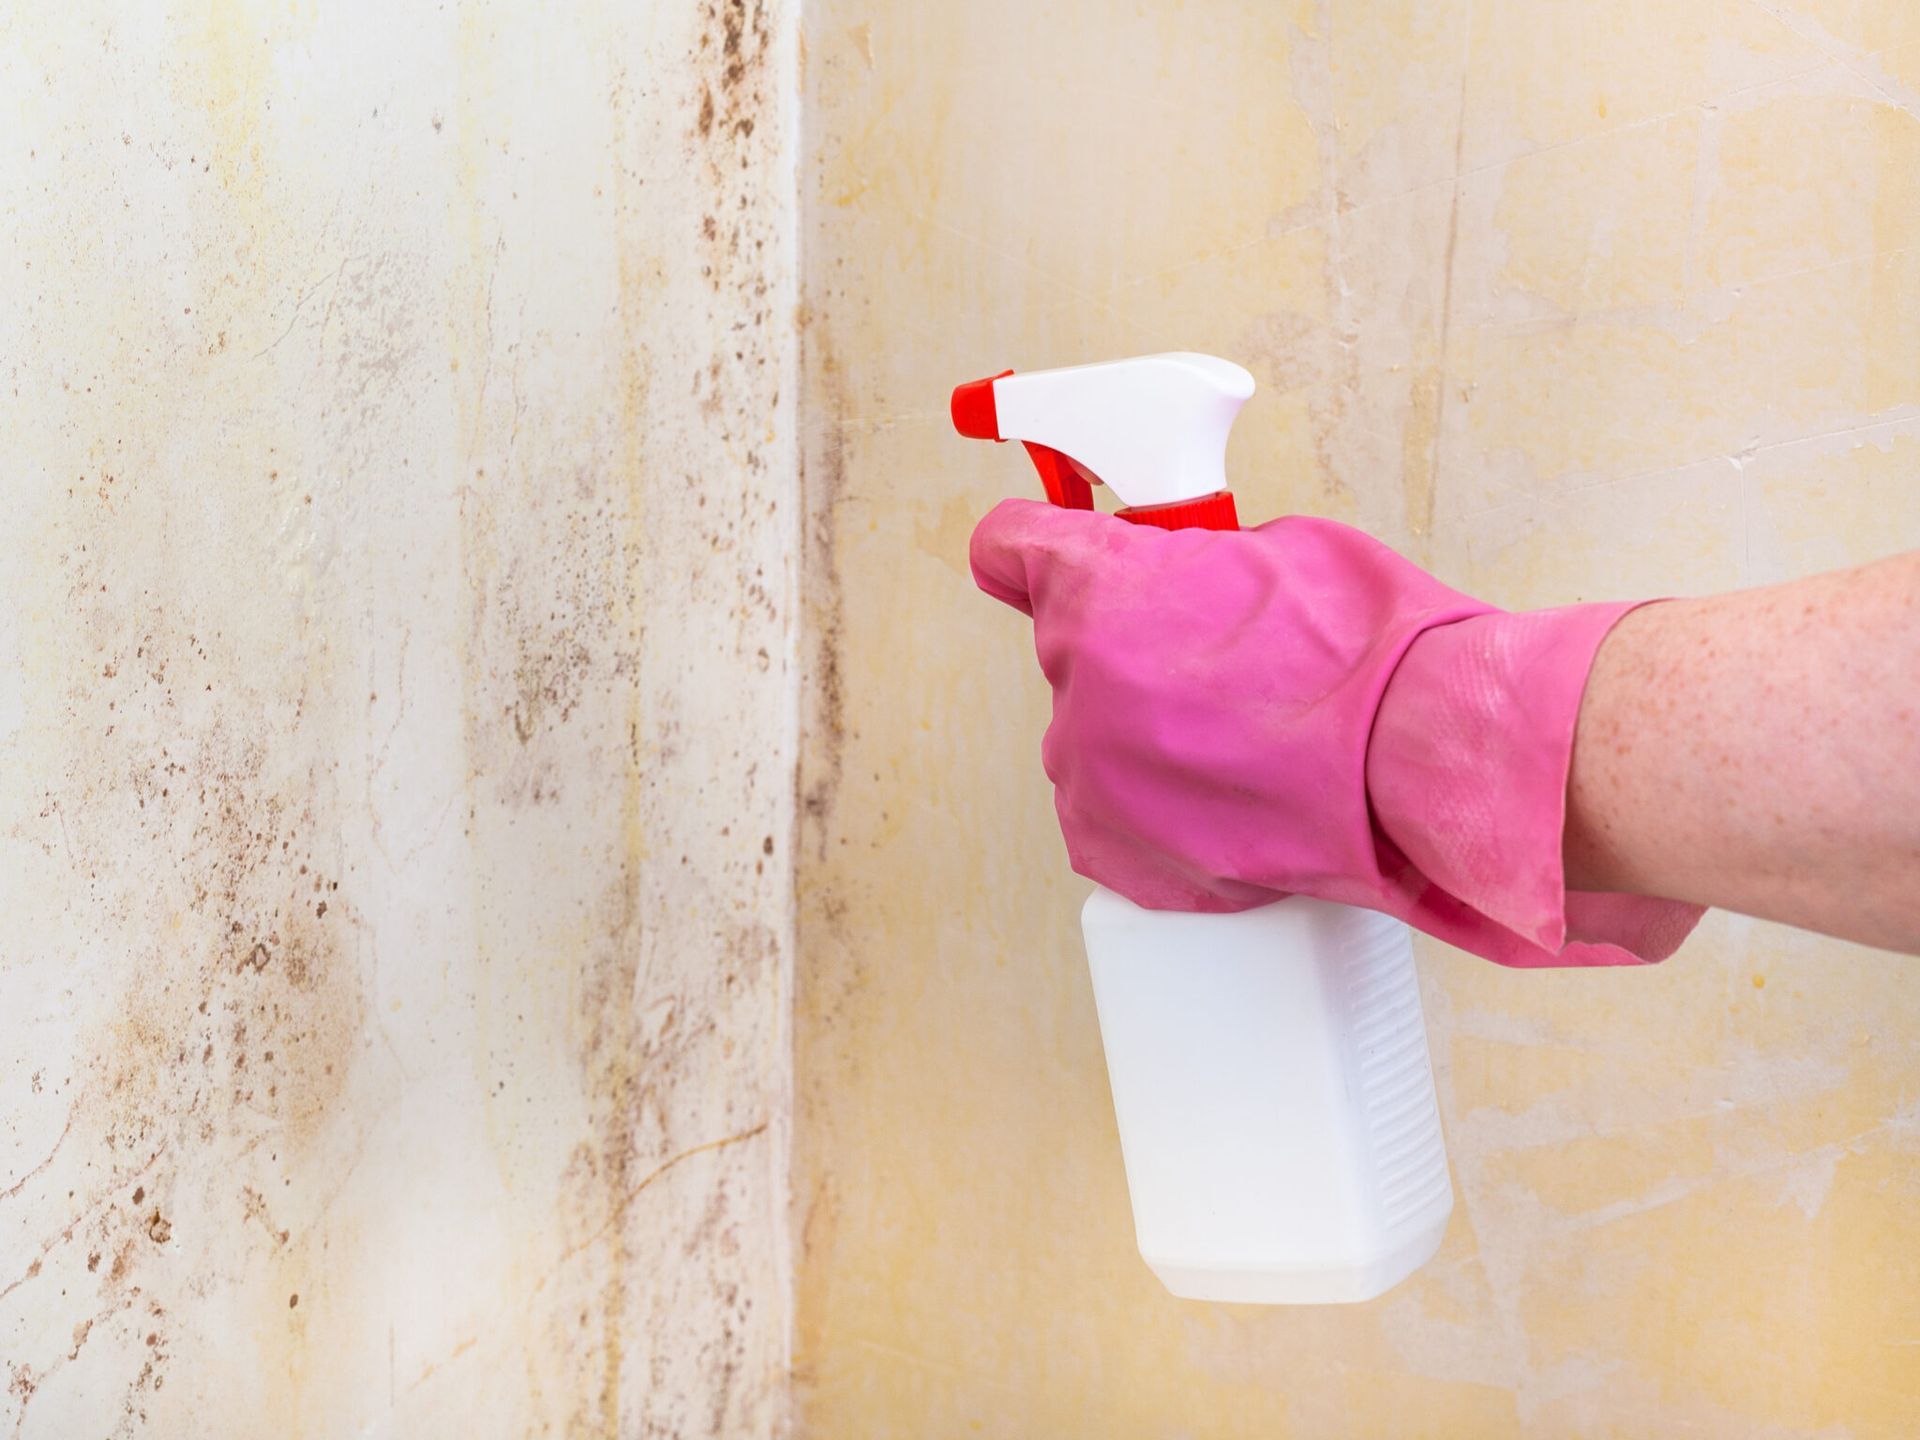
[
  {"xmin": 796, "ymin": 2, "xmax": 1920, "ymax": 1436},
  {"xmin": 1, "ymin": 2, "xmax": 795, "ymax": 1436}
]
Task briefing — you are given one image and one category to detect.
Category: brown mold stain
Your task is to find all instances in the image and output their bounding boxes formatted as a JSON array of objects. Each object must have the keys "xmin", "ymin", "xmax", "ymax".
[
  {"xmin": 446, "ymin": 44, "xmax": 646, "ymax": 1435},
  {"xmin": 5, "ymin": 470, "xmax": 366, "ymax": 1427},
  {"xmin": 789, "ymin": 315, "xmax": 861, "ymax": 1438},
  {"xmin": 790, "ymin": 41, "xmax": 868, "ymax": 1432},
  {"xmin": 80, "ymin": 702, "xmax": 364, "ymax": 1158},
  {"xmin": 797, "ymin": 331, "xmax": 848, "ymax": 848},
  {"xmin": 12, "ymin": 5, "xmax": 792, "ymax": 1435},
  {"xmin": 435, "ymin": 3, "xmax": 789, "ymax": 1432},
  {"xmin": 692, "ymin": 0, "xmax": 781, "ymax": 366},
  {"xmin": 611, "ymin": 3, "xmax": 786, "ymax": 1430}
]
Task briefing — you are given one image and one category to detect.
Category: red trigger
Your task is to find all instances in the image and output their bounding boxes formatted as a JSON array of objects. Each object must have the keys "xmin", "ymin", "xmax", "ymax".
[{"xmin": 1023, "ymin": 443, "xmax": 1095, "ymax": 510}]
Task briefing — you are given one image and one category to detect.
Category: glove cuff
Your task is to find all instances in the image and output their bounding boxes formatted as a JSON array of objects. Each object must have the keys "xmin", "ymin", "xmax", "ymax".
[{"xmin": 1366, "ymin": 600, "xmax": 1703, "ymax": 963}]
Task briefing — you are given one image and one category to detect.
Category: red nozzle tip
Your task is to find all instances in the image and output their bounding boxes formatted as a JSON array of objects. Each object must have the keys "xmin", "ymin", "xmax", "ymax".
[{"xmin": 951, "ymin": 369, "xmax": 1012, "ymax": 440}]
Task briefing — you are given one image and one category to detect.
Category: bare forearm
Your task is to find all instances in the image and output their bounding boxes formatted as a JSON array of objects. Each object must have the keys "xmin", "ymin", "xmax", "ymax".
[{"xmin": 1564, "ymin": 551, "xmax": 1920, "ymax": 954}]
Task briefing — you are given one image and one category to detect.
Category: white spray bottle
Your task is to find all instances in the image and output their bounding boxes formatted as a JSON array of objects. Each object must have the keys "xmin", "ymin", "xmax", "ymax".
[{"xmin": 954, "ymin": 353, "xmax": 1453, "ymax": 1304}]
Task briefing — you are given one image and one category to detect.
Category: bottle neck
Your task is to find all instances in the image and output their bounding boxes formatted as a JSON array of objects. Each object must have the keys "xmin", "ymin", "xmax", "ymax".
[{"xmin": 1114, "ymin": 490, "xmax": 1240, "ymax": 532}]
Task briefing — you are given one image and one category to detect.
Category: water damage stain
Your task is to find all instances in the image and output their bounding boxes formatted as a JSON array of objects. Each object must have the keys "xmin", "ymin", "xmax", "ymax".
[{"xmin": 3, "ymin": 474, "xmax": 365, "ymax": 1431}]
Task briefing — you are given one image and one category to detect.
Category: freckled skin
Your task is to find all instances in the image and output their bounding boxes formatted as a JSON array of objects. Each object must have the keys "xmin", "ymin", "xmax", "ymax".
[{"xmin": 1564, "ymin": 550, "xmax": 1920, "ymax": 954}]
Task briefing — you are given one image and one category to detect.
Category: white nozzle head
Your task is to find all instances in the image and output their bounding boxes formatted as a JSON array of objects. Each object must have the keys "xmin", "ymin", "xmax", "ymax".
[{"xmin": 986, "ymin": 353, "xmax": 1255, "ymax": 509}]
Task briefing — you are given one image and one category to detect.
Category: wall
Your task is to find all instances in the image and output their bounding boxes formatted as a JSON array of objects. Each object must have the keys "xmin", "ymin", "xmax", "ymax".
[
  {"xmin": 1, "ymin": 2, "xmax": 795, "ymax": 1436},
  {"xmin": 4, "ymin": 4, "xmax": 1916, "ymax": 1435},
  {"xmin": 796, "ymin": 3, "xmax": 1920, "ymax": 1437}
]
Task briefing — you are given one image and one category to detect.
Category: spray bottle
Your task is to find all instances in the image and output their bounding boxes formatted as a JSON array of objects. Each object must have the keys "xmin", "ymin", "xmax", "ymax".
[{"xmin": 953, "ymin": 353, "xmax": 1452, "ymax": 1304}]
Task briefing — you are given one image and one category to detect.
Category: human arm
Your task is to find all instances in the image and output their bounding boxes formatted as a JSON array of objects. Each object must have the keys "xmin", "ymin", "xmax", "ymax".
[
  {"xmin": 1560, "ymin": 552, "xmax": 1920, "ymax": 954},
  {"xmin": 973, "ymin": 496, "xmax": 1919, "ymax": 965}
]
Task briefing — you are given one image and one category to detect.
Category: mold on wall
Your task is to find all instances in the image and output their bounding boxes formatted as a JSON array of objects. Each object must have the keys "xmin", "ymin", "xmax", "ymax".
[
  {"xmin": 795, "ymin": 2, "xmax": 1920, "ymax": 1436},
  {"xmin": 0, "ymin": 2, "xmax": 797, "ymax": 1436}
]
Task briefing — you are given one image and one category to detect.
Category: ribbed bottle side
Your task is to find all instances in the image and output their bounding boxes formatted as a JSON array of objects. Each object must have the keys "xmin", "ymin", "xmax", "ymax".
[{"xmin": 1341, "ymin": 919, "xmax": 1451, "ymax": 1228}]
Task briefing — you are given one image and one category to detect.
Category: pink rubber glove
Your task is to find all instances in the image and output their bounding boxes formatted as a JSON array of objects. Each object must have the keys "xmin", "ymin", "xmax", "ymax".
[{"xmin": 971, "ymin": 499, "xmax": 1703, "ymax": 968}]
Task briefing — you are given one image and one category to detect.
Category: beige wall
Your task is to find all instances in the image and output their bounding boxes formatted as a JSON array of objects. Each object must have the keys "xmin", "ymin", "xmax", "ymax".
[
  {"xmin": 5, "ymin": 2, "xmax": 1918, "ymax": 1434},
  {"xmin": 1, "ymin": 2, "xmax": 795, "ymax": 1436},
  {"xmin": 797, "ymin": 3, "xmax": 1920, "ymax": 1437}
]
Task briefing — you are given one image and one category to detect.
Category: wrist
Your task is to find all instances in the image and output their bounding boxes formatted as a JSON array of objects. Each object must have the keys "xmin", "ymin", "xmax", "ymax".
[
  {"xmin": 1561, "ymin": 600, "xmax": 1676, "ymax": 894},
  {"xmin": 1366, "ymin": 601, "xmax": 1651, "ymax": 951}
]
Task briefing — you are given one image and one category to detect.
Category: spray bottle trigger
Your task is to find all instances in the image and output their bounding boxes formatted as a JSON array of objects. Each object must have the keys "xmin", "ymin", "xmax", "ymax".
[{"xmin": 1023, "ymin": 442, "xmax": 1096, "ymax": 510}]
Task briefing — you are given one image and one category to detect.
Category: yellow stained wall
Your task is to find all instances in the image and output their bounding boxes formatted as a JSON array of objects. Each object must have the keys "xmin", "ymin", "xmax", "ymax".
[{"xmin": 796, "ymin": 3, "xmax": 1920, "ymax": 1436}]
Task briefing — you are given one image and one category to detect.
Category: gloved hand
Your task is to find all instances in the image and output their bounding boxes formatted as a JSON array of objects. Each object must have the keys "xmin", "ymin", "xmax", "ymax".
[{"xmin": 971, "ymin": 499, "xmax": 1702, "ymax": 967}]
